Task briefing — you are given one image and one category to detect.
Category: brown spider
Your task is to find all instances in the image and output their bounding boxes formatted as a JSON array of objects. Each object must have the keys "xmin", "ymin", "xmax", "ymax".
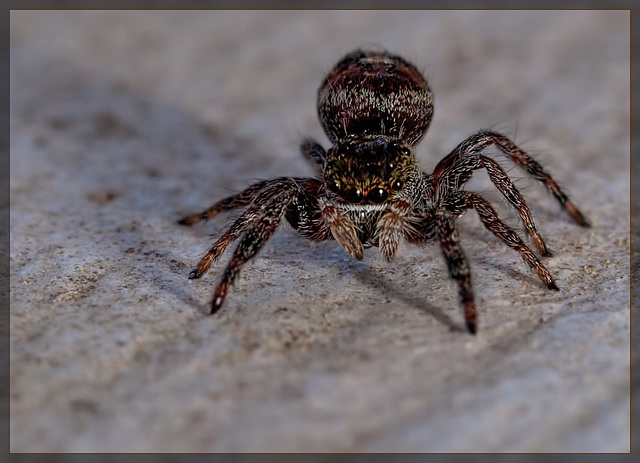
[{"xmin": 179, "ymin": 49, "xmax": 589, "ymax": 334}]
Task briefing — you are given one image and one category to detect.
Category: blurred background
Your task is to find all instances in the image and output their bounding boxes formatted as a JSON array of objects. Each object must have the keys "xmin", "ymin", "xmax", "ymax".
[{"xmin": 10, "ymin": 10, "xmax": 629, "ymax": 453}]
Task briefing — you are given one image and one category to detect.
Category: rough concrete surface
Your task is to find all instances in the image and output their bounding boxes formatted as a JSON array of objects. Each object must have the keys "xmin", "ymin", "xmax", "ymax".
[{"xmin": 10, "ymin": 11, "xmax": 629, "ymax": 452}]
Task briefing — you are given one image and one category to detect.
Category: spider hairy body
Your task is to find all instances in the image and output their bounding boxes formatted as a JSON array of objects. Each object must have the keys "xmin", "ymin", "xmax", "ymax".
[{"xmin": 179, "ymin": 49, "xmax": 589, "ymax": 334}]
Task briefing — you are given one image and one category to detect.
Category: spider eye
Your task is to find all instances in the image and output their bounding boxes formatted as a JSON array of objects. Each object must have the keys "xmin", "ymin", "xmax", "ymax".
[
  {"xmin": 344, "ymin": 188, "xmax": 363, "ymax": 204},
  {"xmin": 367, "ymin": 188, "xmax": 389, "ymax": 203},
  {"xmin": 400, "ymin": 147, "xmax": 411, "ymax": 156},
  {"xmin": 328, "ymin": 181, "xmax": 341, "ymax": 193},
  {"xmin": 391, "ymin": 179, "xmax": 403, "ymax": 191}
]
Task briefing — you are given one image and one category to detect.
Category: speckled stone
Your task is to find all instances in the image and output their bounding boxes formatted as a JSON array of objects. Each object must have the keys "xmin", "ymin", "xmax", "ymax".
[{"xmin": 10, "ymin": 10, "xmax": 629, "ymax": 452}]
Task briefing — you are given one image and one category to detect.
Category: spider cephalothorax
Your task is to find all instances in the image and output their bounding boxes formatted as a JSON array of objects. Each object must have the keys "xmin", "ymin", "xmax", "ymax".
[
  {"xmin": 324, "ymin": 135, "xmax": 418, "ymax": 205},
  {"xmin": 179, "ymin": 49, "xmax": 589, "ymax": 334}
]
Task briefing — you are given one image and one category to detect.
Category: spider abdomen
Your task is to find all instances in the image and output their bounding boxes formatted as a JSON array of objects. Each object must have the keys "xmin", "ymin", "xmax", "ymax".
[{"xmin": 317, "ymin": 49, "xmax": 434, "ymax": 146}]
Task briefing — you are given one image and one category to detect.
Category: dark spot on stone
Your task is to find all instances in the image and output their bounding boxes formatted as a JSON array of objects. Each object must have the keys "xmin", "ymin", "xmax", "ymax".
[
  {"xmin": 70, "ymin": 398, "xmax": 100, "ymax": 415},
  {"xmin": 86, "ymin": 191, "xmax": 120, "ymax": 204},
  {"xmin": 93, "ymin": 111, "xmax": 136, "ymax": 138},
  {"xmin": 201, "ymin": 123, "xmax": 221, "ymax": 141},
  {"xmin": 34, "ymin": 135, "xmax": 48, "ymax": 147},
  {"xmin": 49, "ymin": 117, "xmax": 70, "ymax": 130},
  {"xmin": 146, "ymin": 168, "xmax": 161, "ymax": 178}
]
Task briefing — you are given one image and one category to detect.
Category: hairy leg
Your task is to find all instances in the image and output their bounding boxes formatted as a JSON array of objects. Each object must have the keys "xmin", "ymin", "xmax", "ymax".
[
  {"xmin": 443, "ymin": 191, "xmax": 559, "ymax": 290},
  {"xmin": 188, "ymin": 206, "xmax": 258, "ymax": 279},
  {"xmin": 432, "ymin": 130, "xmax": 590, "ymax": 227},
  {"xmin": 211, "ymin": 187, "xmax": 297, "ymax": 313},
  {"xmin": 284, "ymin": 178, "xmax": 332, "ymax": 242},
  {"xmin": 178, "ymin": 179, "xmax": 274, "ymax": 226},
  {"xmin": 320, "ymin": 202, "xmax": 364, "ymax": 260},
  {"xmin": 300, "ymin": 138, "xmax": 327, "ymax": 170},
  {"xmin": 437, "ymin": 217, "xmax": 477, "ymax": 334},
  {"xmin": 188, "ymin": 180, "xmax": 301, "ymax": 279},
  {"xmin": 437, "ymin": 154, "xmax": 551, "ymax": 256},
  {"xmin": 376, "ymin": 200, "xmax": 419, "ymax": 260}
]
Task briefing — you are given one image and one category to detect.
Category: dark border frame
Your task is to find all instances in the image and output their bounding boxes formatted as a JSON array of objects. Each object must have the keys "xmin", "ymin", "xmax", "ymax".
[{"xmin": 2, "ymin": 1, "xmax": 635, "ymax": 459}]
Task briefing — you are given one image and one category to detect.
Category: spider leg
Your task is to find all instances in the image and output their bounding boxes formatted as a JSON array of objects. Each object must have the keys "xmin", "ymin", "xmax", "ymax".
[
  {"xmin": 321, "ymin": 203, "xmax": 364, "ymax": 260},
  {"xmin": 437, "ymin": 217, "xmax": 477, "ymax": 334},
  {"xmin": 188, "ymin": 206, "xmax": 258, "ymax": 280},
  {"xmin": 300, "ymin": 138, "xmax": 327, "ymax": 171},
  {"xmin": 178, "ymin": 179, "xmax": 273, "ymax": 226},
  {"xmin": 439, "ymin": 154, "xmax": 551, "ymax": 256},
  {"xmin": 283, "ymin": 178, "xmax": 332, "ymax": 242},
  {"xmin": 433, "ymin": 130, "xmax": 590, "ymax": 227},
  {"xmin": 443, "ymin": 191, "xmax": 559, "ymax": 291},
  {"xmin": 210, "ymin": 184, "xmax": 298, "ymax": 313},
  {"xmin": 376, "ymin": 200, "xmax": 417, "ymax": 260}
]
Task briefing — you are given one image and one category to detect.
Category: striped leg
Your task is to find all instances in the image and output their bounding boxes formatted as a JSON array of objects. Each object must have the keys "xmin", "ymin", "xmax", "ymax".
[
  {"xmin": 438, "ymin": 217, "xmax": 477, "ymax": 334},
  {"xmin": 178, "ymin": 179, "xmax": 273, "ymax": 226},
  {"xmin": 188, "ymin": 206, "xmax": 258, "ymax": 280},
  {"xmin": 443, "ymin": 191, "xmax": 559, "ymax": 291},
  {"xmin": 211, "ymin": 187, "xmax": 296, "ymax": 313},
  {"xmin": 433, "ymin": 130, "xmax": 590, "ymax": 228}
]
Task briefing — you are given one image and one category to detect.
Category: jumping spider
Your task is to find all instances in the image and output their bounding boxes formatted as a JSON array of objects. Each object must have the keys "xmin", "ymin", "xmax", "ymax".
[{"xmin": 179, "ymin": 49, "xmax": 589, "ymax": 334}]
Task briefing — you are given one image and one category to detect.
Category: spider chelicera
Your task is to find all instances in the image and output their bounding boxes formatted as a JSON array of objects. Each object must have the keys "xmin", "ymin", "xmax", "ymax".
[{"xmin": 179, "ymin": 49, "xmax": 589, "ymax": 334}]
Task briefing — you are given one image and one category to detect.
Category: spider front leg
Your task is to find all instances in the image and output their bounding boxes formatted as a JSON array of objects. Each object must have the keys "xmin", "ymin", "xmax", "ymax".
[
  {"xmin": 433, "ymin": 130, "xmax": 590, "ymax": 233},
  {"xmin": 441, "ymin": 191, "xmax": 558, "ymax": 290},
  {"xmin": 182, "ymin": 178, "xmax": 301, "ymax": 313},
  {"xmin": 187, "ymin": 205, "xmax": 258, "ymax": 280},
  {"xmin": 178, "ymin": 179, "xmax": 273, "ymax": 226},
  {"xmin": 437, "ymin": 217, "xmax": 477, "ymax": 334},
  {"xmin": 211, "ymin": 199, "xmax": 294, "ymax": 312},
  {"xmin": 181, "ymin": 178, "xmax": 302, "ymax": 279}
]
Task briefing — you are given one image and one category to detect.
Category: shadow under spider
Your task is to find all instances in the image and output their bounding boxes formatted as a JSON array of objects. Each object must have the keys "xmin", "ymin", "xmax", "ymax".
[
  {"xmin": 352, "ymin": 266, "xmax": 465, "ymax": 333},
  {"xmin": 187, "ymin": 234, "xmax": 464, "ymax": 332},
  {"xmin": 147, "ymin": 264, "xmax": 211, "ymax": 314}
]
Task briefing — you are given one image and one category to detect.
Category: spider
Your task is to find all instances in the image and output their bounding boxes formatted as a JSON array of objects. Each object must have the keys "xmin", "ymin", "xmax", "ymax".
[{"xmin": 178, "ymin": 49, "xmax": 589, "ymax": 334}]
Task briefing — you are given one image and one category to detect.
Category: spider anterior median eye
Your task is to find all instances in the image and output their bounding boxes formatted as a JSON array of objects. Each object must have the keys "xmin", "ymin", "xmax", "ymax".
[
  {"xmin": 367, "ymin": 188, "xmax": 388, "ymax": 203},
  {"xmin": 344, "ymin": 188, "xmax": 363, "ymax": 203},
  {"xmin": 400, "ymin": 147, "xmax": 411, "ymax": 156},
  {"xmin": 391, "ymin": 180, "xmax": 403, "ymax": 190}
]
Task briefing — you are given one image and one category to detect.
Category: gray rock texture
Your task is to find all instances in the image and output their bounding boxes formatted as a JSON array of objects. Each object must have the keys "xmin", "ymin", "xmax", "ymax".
[{"xmin": 10, "ymin": 10, "xmax": 629, "ymax": 452}]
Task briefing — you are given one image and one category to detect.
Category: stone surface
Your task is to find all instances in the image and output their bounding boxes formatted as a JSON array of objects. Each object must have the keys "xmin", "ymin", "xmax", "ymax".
[{"xmin": 10, "ymin": 10, "xmax": 629, "ymax": 452}]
